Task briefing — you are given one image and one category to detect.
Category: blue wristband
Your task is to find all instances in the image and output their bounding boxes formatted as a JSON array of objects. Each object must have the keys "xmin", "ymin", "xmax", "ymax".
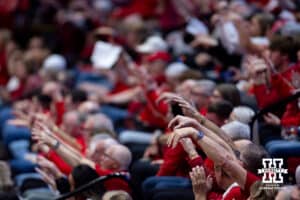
[{"xmin": 196, "ymin": 131, "xmax": 204, "ymax": 140}]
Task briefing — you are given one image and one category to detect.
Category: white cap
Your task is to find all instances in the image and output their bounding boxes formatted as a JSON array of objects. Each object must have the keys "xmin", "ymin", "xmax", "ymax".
[
  {"xmin": 43, "ymin": 54, "xmax": 67, "ymax": 71},
  {"xmin": 221, "ymin": 120, "xmax": 250, "ymax": 140},
  {"xmin": 136, "ymin": 35, "xmax": 167, "ymax": 53},
  {"xmin": 165, "ymin": 62, "xmax": 189, "ymax": 77},
  {"xmin": 231, "ymin": 106, "xmax": 255, "ymax": 124},
  {"xmin": 91, "ymin": 41, "xmax": 122, "ymax": 69}
]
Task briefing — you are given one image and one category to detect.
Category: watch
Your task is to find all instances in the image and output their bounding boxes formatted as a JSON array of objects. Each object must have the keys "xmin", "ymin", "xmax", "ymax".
[{"xmin": 52, "ymin": 140, "xmax": 60, "ymax": 150}]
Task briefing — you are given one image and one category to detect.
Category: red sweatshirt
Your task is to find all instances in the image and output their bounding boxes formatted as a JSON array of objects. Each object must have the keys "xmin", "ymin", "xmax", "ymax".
[{"xmin": 253, "ymin": 64, "xmax": 300, "ymax": 109}]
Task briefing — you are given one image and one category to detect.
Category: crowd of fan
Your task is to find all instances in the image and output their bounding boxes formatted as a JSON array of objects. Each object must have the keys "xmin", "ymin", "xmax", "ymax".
[{"xmin": 0, "ymin": 0, "xmax": 300, "ymax": 199}]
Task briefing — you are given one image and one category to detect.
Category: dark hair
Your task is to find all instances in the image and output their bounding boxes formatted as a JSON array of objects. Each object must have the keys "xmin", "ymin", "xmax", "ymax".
[
  {"xmin": 241, "ymin": 143, "xmax": 269, "ymax": 175},
  {"xmin": 270, "ymin": 35, "xmax": 298, "ymax": 62},
  {"xmin": 216, "ymin": 84, "xmax": 241, "ymax": 107},
  {"xmin": 37, "ymin": 94, "xmax": 52, "ymax": 110},
  {"xmin": 207, "ymin": 100, "xmax": 233, "ymax": 120},
  {"xmin": 71, "ymin": 89, "xmax": 87, "ymax": 104}
]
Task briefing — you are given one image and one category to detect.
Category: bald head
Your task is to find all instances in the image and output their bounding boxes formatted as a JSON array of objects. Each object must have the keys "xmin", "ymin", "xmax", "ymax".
[
  {"xmin": 89, "ymin": 138, "xmax": 118, "ymax": 164},
  {"xmin": 110, "ymin": 144, "xmax": 132, "ymax": 170}
]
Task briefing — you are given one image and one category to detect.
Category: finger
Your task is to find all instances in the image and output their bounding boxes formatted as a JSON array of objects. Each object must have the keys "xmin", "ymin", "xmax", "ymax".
[
  {"xmin": 189, "ymin": 171, "xmax": 194, "ymax": 180},
  {"xmin": 174, "ymin": 124, "xmax": 184, "ymax": 130},
  {"xmin": 167, "ymin": 133, "xmax": 174, "ymax": 147},
  {"xmin": 168, "ymin": 117, "xmax": 179, "ymax": 129},
  {"xmin": 178, "ymin": 103, "xmax": 190, "ymax": 109},
  {"xmin": 164, "ymin": 98, "xmax": 176, "ymax": 105},
  {"xmin": 199, "ymin": 166, "xmax": 205, "ymax": 179},
  {"xmin": 156, "ymin": 95, "xmax": 168, "ymax": 105},
  {"xmin": 263, "ymin": 115, "xmax": 269, "ymax": 121},
  {"xmin": 207, "ymin": 175, "xmax": 213, "ymax": 185},
  {"xmin": 172, "ymin": 133, "xmax": 180, "ymax": 148}
]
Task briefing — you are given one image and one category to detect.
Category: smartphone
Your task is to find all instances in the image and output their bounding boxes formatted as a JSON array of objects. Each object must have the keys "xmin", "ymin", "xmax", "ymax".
[{"xmin": 171, "ymin": 103, "xmax": 183, "ymax": 116}]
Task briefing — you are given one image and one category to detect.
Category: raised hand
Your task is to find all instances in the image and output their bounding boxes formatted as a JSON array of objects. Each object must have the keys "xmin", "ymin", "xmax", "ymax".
[
  {"xmin": 31, "ymin": 121, "xmax": 57, "ymax": 147},
  {"xmin": 168, "ymin": 115, "xmax": 201, "ymax": 130},
  {"xmin": 190, "ymin": 166, "xmax": 213, "ymax": 199},
  {"xmin": 35, "ymin": 113, "xmax": 56, "ymax": 131},
  {"xmin": 37, "ymin": 156, "xmax": 63, "ymax": 179},
  {"xmin": 167, "ymin": 127, "xmax": 198, "ymax": 148},
  {"xmin": 157, "ymin": 92, "xmax": 198, "ymax": 117},
  {"xmin": 156, "ymin": 92, "xmax": 183, "ymax": 105},
  {"xmin": 245, "ymin": 55, "xmax": 271, "ymax": 85},
  {"xmin": 35, "ymin": 167, "xmax": 56, "ymax": 190}
]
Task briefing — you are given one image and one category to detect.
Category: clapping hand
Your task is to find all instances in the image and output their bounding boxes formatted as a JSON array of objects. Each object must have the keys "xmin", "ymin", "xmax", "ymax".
[{"xmin": 190, "ymin": 166, "xmax": 213, "ymax": 198}]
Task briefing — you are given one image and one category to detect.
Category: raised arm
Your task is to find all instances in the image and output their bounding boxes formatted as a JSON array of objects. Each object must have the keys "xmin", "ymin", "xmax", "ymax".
[
  {"xmin": 169, "ymin": 115, "xmax": 235, "ymax": 156},
  {"xmin": 167, "ymin": 127, "xmax": 247, "ymax": 189},
  {"xmin": 158, "ymin": 93, "xmax": 237, "ymax": 152},
  {"xmin": 32, "ymin": 122, "xmax": 95, "ymax": 168}
]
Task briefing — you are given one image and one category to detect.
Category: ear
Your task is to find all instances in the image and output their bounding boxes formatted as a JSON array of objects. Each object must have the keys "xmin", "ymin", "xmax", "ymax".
[{"xmin": 112, "ymin": 163, "xmax": 120, "ymax": 170}]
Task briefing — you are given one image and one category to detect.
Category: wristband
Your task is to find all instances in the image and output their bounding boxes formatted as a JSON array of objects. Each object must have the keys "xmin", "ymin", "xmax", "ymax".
[{"xmin": 196, "ymin": 131, "xmax": 204, "ymax": 140}]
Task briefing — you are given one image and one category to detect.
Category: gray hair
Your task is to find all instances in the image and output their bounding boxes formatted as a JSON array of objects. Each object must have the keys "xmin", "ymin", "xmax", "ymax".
[
  {"xmin": 111, "ymin": 145, "xmax": 132, "ymax": 170},
  {"xmin": 87, "ymin": 113, "xmax": 115, "ymax": 135},
  {"xmin": 194, "ymin": 79, "xmax": 216, "ymax": 96}
]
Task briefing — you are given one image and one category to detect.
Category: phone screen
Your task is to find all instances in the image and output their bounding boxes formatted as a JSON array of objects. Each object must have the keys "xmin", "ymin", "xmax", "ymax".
[{"xmin": 171, "ymin": 104, "xmax": 183, "ymax": 116}]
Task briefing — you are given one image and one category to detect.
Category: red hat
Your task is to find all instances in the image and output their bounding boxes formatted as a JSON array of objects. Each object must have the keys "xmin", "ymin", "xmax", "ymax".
[{"xmin": 146, "ymin": 51, "xmax": 171, "ymax": 62}]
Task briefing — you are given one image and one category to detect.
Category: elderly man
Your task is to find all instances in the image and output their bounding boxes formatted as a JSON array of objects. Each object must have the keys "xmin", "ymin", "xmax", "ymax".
[{"xmin": 31, "ymin": 122, "xmax": 132, "ymax": 193}]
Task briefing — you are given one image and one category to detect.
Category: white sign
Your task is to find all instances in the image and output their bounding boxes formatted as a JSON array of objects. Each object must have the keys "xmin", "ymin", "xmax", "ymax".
[{"xmin": 258, "ymin": 158, "xmax": 288, "ymax": 184}]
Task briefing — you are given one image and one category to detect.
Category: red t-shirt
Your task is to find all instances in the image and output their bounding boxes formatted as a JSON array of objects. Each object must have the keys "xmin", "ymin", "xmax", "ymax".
[{"xmin": 243, "ymin": 171, "xmax": 260, "ymax": 197}]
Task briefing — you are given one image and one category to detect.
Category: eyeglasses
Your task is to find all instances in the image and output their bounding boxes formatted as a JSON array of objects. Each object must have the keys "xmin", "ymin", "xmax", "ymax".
[
  {"xmin": 190, "ymin": 90, "xmax": 209, "ymax": 97},
  {"xmin": 102, "ymin": 152, "xmax": 119, "ymax": 164}
]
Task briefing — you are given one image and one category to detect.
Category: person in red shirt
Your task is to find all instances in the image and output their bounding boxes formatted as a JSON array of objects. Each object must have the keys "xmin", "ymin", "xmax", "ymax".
[
  {"xmin": 31, "ymin": 122, "xmax": 133, "ymax": 194},
  {"xmin": 251, "ymin": 35, "xmax": 299, "ymax": 109},
  {"xmin": 167, "ymin": 117, "xmax": 261, "ymax": 200}
]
